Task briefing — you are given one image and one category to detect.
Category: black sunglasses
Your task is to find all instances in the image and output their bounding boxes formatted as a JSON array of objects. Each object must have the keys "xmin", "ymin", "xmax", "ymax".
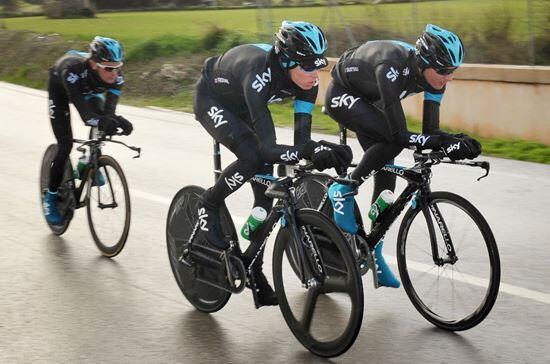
[
  {"xmin": 299, "ymin": 63, "xmax": 319, "ymax": 73},
  {"xmin": 435, "ymin": 67, "xmax": 457, "ymax": 75}
]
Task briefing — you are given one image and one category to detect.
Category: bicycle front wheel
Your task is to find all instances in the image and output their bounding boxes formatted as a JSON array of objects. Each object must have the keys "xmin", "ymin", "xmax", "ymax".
[
  {"xmin": 86, "ymin": 155, "xmax": 131, "ymax": 257},
  {"xmin": 273, "ymin": 209, "xmax": 364, "ymax": 357},
  {"xmin": 397, "ymin": 191, "xmax": 500, "ymax": 331}
]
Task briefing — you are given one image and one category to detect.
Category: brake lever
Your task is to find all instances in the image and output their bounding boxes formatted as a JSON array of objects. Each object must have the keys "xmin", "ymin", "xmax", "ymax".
[{"xmin": 477, "ymin": 161, "xmax": 490, "ymax": 181}]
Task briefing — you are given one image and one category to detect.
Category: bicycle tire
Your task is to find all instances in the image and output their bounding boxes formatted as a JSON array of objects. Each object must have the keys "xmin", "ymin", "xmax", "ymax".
[
  {"xmin": 39, "ymin": 144, "xmax": 76, "ymax": 236},
  {"xmin": 166, "ymin": 185, "xmax": 237, "ymax": 313},
  {"xmin": 397, "ymin": 191, "xmax": 500, "ymax": 331},
  {"xmin": 86, "ymin": 155, "xmax": 131, "ymax": 257},
  {"xmin": 272, "ymin": 208, "xmax": 364, "ymax": 357}
]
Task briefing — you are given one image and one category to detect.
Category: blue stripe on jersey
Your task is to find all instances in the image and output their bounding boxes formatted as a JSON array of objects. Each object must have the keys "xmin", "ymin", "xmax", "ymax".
[
  {"xmin": 294, "ymin": 100, "xmax": 314, "ymax": 115},
  {"xmin": 252, "ymin": 44, "xmax": 273, "ymax": 52},
  {"xmin": 108, "ymin": 88, "xmax": 121, "ymax": 96},
  {"xmin": 390, "ymin": 40, "xmax": 415, "ymax": 51},
  {"xmin": 84, "ymin": 93, "xmax": 106, "ymax": 102},
  {"xmin": 66, "ymin": 50, "xmax": 91, "ymax": 58},
  {"xmin": 424, "ymin": 92, "xmax": 444, "ymax": 103}
]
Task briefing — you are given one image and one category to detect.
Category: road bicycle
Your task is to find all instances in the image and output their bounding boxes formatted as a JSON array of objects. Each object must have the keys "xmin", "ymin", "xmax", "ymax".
[
  {"xmin": 40, "ymin": 128, "xmax": 140, "ymax": 257},
  {"xmin": 292, "ymin": 126, "xmax": 500, "ymax": 331},
  {"xmin": 166, "ymin": 140, "xmax": 364, "ymax": 357}
]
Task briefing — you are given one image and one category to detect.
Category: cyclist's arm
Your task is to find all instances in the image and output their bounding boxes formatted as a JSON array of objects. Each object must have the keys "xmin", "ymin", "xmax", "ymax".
[
  {"xmin": 293, "ymin": 86, "xmax": 317, "ymax": 145},
  {"xmin": 60, "ymin": 68, "xmax": 103, "ymax": 126},
  {"xmin": 422, "ymin": 90, "xmax": 450, "ymax": 136},
  {"xmin": 374, "ymin": 63, "xmax": 441, "ymax": 149},
  {"xmin": 242, "ymin": 74, "xmax": 310, "ymax": 164},
  {"xmin": 103, "ymin": 74, "xmax": 124, "ymax": 115}
]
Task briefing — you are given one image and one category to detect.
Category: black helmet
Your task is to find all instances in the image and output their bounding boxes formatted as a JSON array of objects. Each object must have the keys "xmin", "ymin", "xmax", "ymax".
[
  {"xmin": 415, "ymin": 24, "xmax": 464, "ymax": 70},
  {"xmin": 275, "ymin": 21, "xmax": 328, "ymax": 70},
  {"xmin": 90, "ymin": 36, "xmax": 124, "ymax": 63}
]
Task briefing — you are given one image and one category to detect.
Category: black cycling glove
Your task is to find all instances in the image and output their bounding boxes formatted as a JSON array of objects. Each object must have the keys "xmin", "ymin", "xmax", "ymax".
[
  {"xmin": 116, "ymin": 115, "xmax": 133, "ymax": 136},
  {"xmin": 98, "ymin": 115, "xmax": 119, "ymax": 135}
]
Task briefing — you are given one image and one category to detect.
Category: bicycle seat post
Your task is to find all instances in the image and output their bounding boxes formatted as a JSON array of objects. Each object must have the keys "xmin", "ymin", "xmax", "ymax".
[
  {"xmin": 213, "ymin": 139, "xmax": 222, "ymax": 183},
  {"xmin": 339, "ymin": 124, "xmax": 347, "ymax": 146}
]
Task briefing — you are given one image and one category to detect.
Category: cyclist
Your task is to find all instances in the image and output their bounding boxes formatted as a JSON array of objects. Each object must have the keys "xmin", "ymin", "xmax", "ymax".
[
  {"xmin": 324, "ymin": 24, "xmax": 481, "ymax": 288},
  {"xmin": 43, "ymin": 36, "xmax": 133, "ymax": 225},
  {"xmin": 194, "ymin": 21, "xmax": 352, "ymax": 307}
]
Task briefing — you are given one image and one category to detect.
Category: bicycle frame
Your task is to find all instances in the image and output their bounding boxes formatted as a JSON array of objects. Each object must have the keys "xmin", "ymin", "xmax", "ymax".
[
  {"xmin": 198, "ymin": 141, "xmax": 329, "ymax": 288},
  {"xmin": 71, "ymin": 130, "xmax": 140, "ymax": 209}
]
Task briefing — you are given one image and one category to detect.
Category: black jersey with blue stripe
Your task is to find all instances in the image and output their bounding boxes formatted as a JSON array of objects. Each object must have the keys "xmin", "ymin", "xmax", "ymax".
[
  {"xmin": 49, "ymin": 52, "xmax": 123, "ymax": 126},
  {"xmin": 332, "ymin": 40, "xmax": 446, "ymax": 135},
  {"xmin": 200, "ymin": 44, "xmax": 318, "ymax": 144}
]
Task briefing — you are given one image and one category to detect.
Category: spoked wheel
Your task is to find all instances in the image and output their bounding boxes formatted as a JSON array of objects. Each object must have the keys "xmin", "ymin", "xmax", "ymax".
[
  {"xmin": 273, "ymin": 209, "xmax": 363, "ymax": 357},
  {"xmin": 39, "ymin": 144, "xmax": 76, "ymax": 235},
  {"xmin": 166, "ymin": 185, "xmax": 237, "ymax": 313},
  {"xmin": 86, "ymin": 155, "xmax": 131, "ymax": 257},
  {"xmin": 397, "ymin": 191, "xmax": 500, "ymax": 331}
]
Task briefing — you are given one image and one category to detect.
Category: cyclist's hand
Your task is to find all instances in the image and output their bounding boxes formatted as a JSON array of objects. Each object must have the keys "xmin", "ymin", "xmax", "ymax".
[
  {"xmin": 440, "ymin": 135, "xmax": 474, "ymax": 161},
  {"xmin": 98, "ymin": 115, "xmax": 119, "ymax": 135},
  {"xmin": 116, "ymin": 115, "xmax": 133, "ymax": 136},
  {"xmin": 319, "ymin": 140, "xmax": 353, "ymax": 168}
]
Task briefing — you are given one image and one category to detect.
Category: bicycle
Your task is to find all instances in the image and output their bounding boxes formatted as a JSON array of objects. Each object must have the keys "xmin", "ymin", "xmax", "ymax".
[
  {"xmin": 166, "ymin": 140, "xmax": 364, "ymax": 357},
  {"xmin": 39, "ymin": 128, "xmax": 141, "ymax": 257},
  {"xmin": 291, "ymin": 126, "xmax": 500, "ymax": 331}
]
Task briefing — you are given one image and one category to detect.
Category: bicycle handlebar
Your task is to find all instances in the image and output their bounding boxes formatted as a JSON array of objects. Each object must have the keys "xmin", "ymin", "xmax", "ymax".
[{"xmin": 73, "ymin": 133, "xmax": 141, "ymax": 159}]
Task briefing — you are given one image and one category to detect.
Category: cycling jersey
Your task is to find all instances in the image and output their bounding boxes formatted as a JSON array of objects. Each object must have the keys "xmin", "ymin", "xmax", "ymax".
[
  {"xmin": 195, "ymin": 44, "xmax": 317, "ymax": 163},
  {"xmin": 331, "ymin": 40, "xmax": 446, "ymax": 137},
  {"xmin": 49, "ymin": 52, "xmax": 123, "ymax": 126}
]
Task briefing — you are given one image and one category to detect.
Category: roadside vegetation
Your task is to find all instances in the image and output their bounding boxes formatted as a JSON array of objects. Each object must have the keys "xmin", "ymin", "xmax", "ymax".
[{"xmin": 0, "ymin": 0, "xmax": 549, "ymax": 163}]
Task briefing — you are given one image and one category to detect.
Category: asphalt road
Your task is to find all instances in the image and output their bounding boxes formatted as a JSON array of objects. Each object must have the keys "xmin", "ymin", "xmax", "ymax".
[{"xmin": 1, "ymin": 81, "xmax": 549, "ymax": 363}]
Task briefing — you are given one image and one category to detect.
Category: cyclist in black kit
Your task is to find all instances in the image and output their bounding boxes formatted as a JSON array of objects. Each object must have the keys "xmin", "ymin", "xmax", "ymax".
[
  {"xmin": 325, "ymin": 24, "xmax": 482, "ymax": 288},
  {"xmin": 193, "ymin": 21, "xmax": 352, "ymax": 306},
  {"xmin": 43, "ymin": 36, "xmax": 133, "ymax": 225}
]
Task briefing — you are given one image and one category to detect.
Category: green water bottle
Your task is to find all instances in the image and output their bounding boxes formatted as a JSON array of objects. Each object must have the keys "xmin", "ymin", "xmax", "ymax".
[
  {"xmin": 368, "ymin": 190, "xmax": 395, "ymax": 222},
  {"xmin": 74, "ymin": 154, "xmax": 89, "ymax": 179},
  {"xmin": 241, "ymin": 206, "xmax": 267, "ymax": 240}
]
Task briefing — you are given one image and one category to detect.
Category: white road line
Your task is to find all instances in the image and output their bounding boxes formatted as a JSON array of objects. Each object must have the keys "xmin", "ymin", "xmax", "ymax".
[{"xmin": 132, "ymin": 187, "xmax": 550, "ymax": 306}]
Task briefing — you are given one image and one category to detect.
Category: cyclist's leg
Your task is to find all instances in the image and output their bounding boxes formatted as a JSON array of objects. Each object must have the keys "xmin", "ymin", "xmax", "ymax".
[
  {"xmin": 194, "ymin": 85, "xmax": 264, "ymax": 249},
  {"xmin": 325, "ymin": 81, "xmax": 401, "ymax": 287},
  {"xmin": 45, "ymin": 78, "xmax": 72, "ymax": 224}
]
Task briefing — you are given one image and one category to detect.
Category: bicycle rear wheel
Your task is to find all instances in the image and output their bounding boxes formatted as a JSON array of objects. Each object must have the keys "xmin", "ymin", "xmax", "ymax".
[
  {"xmin": 397, "ymin": 191, "xmax": 500, "ymax": 331},
  {"xmin": 86, "ymin": 155, "xmax": 131, "ymax": 257},
  {"xmin": 166, "ymin": 185, "xmax": 237, "ymax": 313},
  {"xmin": 39, "ymin": 144, "xmax": 76, "ymax": 235},
  {"xmin": 273, "ymin": 209, "xmax": 363, "ymax": 357}
]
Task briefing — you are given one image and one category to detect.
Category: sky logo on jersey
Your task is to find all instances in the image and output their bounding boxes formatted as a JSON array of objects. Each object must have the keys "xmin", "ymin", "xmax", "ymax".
[
  {"xmin": 207, "ymin": 106, "xmax": 228, "ymax": 128},
  {"xmin": 280, "ymin": 150, "xmax": 299, "ymax": 162},
  {"xmin": 224, "ymin": 172, "xmax": 244, "ymax": 190},
  {"xmin": 330, "ymin": 94, "xmax": 360, "ymax": 110},
  {"xmin": 409, "ymin": 134, "xmax": 431, "ymax": 147},
  {"xmin": 198, "ymin": 208, "xmax": 209, "ymax": 231},
  {"xmin": 386, "ymin": 67, "xmax": 399, "ymax": 82},
  {"xmin": 66, "ymin": 73, "xmax": 79, "ymax": 84},
  {"xmin": 252, "ymin": 68, "xmax": 272, "ymax": 93}
]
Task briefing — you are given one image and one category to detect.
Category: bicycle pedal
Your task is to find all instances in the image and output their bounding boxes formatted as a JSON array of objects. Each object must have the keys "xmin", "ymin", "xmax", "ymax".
[{"xmin": 246, "ymin": 270, "xmax": 262, "ymax": 309}]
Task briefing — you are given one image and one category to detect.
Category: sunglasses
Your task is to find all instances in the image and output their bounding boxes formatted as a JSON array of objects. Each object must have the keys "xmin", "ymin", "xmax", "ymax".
[
  {"xmin": 97, "ymin": 62, "xmax": 124, "ymax": 73},
  {"xmin": 299, "ymin": 63, "xmax": 319, "ymax": 73},
  {"xmin": 435, "ymin": 67, "xmax": 457, "ymax": 76}
]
